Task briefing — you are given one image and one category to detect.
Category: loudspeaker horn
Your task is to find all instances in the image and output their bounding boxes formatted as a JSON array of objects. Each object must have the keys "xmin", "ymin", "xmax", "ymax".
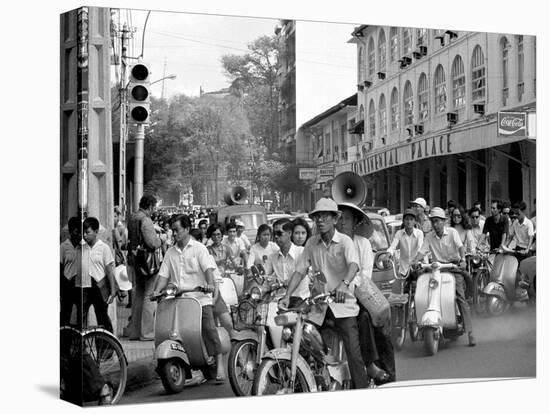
[
  {"xmin": 331, "ymin": 171, "xmax": 366, "ymax": 206},
  {"xmin": 223, "ymin": 186, "xmax": 248, "ymax": 205}
]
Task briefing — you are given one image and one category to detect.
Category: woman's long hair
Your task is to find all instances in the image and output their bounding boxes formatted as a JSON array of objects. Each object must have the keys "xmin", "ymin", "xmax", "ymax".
[{"xmin": 450, "ymin": 205, "xmax": 472, "ymax": 230}]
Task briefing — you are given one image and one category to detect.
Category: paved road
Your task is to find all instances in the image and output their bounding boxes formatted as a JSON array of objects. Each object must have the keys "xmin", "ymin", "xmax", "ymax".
[{"xmin": 120, "ymin": 304, "xmax": 536, "ymax": 405}]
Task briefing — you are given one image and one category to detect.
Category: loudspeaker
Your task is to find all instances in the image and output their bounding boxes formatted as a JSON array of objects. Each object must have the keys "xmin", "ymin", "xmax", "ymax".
[
  {"xmin": 331, "ymin": 171, "xmax": 367, "ymax": 206},
  {"xmin": 223, "ymin": 186, "xmax": 248, "ymax": 205}
]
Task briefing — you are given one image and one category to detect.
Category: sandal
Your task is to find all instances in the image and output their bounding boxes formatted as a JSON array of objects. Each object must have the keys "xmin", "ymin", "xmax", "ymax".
[{"xmin": 367, "ymin": 365, "xmax": 391, "ymax": 386}]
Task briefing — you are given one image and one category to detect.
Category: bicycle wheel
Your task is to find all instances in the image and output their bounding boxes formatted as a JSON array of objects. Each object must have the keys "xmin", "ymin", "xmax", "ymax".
[
  {"xmin": 228, "ymin": 339, "xmax": 258, "ymax": 396},
  {"xmin": 60, "ymin": 326, "xmax": 83, "ymax": 402},
  {"xmin": 82, "ymin": 329, "xmax": 128, "ymax": 404},
  {"xmin": 473, "ymin": 270, "xmax": 488, "ymax": 315}
]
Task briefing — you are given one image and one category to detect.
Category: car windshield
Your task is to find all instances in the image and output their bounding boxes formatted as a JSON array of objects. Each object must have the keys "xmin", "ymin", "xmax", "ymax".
[
  {"xmin": 228, "ymin": 213, "xmax": 264, "ymax": 230},
  {"xmin": 369, "ymin": 218, "xmax": 390, "ymax": 251}
]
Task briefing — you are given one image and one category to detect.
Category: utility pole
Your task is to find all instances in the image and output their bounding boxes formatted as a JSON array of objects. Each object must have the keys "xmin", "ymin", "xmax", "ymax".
[
  {"xmin": 134, "ymin": 123, "xmax": 145, "ymax": 211},
  {"xmin": 119, "ymin": 23, "xmax": 129, "ymax": 217},
  {"xmin": 161, "ymin": 57, "xmax": 167, "ymax": 100}
]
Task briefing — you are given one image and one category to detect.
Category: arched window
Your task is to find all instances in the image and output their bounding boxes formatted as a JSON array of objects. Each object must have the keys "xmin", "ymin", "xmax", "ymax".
[
  {"xmin": 403, "ymin": 81, "xmax": 414, "ymax": 127},
  {"xmin": 471, "ymin": 45, "xmax": 486, "ymax": 102},
  {"xmin": 517, "ymin": 35, "xmax": 524, "ymax": 101},
  {"xmin": 501, "ymin": 37, "xmax": 510, "ymax": 105},
  {"xmin": 403, "ymin": 28, "xmax": 412, "ymax": 55},
  {"xmin": 418, "ymin": 73, "xmax": 429, "ymax": 122},
  {"xmin": 451, "ymin": 55, "xmax": 465, "ymax": 109},
  {"xmin": 368, "ymin": 37, "xmax": 376, "ymax": 77},
  {"xmin": 390, "ymin": 88, "xmax": 399, "ymax": 131},
  {"xmin": 379, "ymin": 94, "xmax": 387, "ymax": 138},
  {"xmin": 417, "ymin": 28, "xmax": 427, "ymax": 46},
  {"xmin": 434, "ymin": 64, "xmax": 447, "ymax": 114},
  {"xmin": 378, "ymin": 29, "xmax": 387, "ymax": 73},
  {"xmin": 359, "ymin": 104, "xmax": 365, "ymax": 120},
  {"xmin": 368, "ymin": 99, "xmax": 376, "ymax": 139},
  {"xmin": 358, "ymin": 46, "xmax": 365, "ymax": 82},
  {"xmin": 390, "ymin": 27, "xmax": 399, "ymax": 62}
]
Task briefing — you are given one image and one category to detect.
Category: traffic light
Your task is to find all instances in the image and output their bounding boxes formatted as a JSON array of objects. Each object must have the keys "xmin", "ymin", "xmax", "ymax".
[{"xmin": 128, "ymin": 63, "xmax": 151, "ymax": 124}]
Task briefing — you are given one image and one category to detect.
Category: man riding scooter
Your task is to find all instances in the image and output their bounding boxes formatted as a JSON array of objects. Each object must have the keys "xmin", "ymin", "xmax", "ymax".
[
  {"xmin": 506, "ymin": 202, "xmax": 535, "ymax": 290},
  {"xmin": 413, "ymin": 207, "xmax": 476, "ymax": 347},
  {"xmin": 152, "ymin": 214, "xmax": 226, "ymax": 383}
]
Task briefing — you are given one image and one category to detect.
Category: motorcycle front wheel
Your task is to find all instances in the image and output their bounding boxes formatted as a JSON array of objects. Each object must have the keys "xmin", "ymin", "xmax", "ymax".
[
  {"xmin": 252, "ymin": 358, "xmax": 310, "ymax": 395},
  {"xmin": 473, "ymin": 270, "xmax": 489, "ymax": 315},
  {"xmin": 228, "ymin": 339, "xmax": 258, "ymax": 396},
  {"xmin": 486, "ymin": 296, "xmax": 506, "ymax": 317},
  {"xmin": 158, "ymin": 359, "xmax": 186, "ymax": 394},
  {"xmin": 423, "ymin": 328, "xmax": 439, "ymax": 356}
]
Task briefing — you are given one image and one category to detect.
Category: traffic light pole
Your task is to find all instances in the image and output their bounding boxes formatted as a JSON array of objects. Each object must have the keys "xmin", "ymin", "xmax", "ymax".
[{"xmin": 133, "ymin": 123, "xmax": 145, "ymax": 211}]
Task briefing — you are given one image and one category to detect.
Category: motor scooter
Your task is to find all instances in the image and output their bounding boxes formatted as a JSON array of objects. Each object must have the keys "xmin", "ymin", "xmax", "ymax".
[
  {"xmin": 227, "ymin": 265, "xmax": 286, "ymax": 396},
  {"xmin": 413, "ymin": 262, "xmax": 465, "ymax": 356},
  {"xmin": 151, "ymin": 285, "xmax": 231, "ymax": 394},
  {"xmin": 482, "ymin": 245, "xmax": 529, "ymax": 316}
]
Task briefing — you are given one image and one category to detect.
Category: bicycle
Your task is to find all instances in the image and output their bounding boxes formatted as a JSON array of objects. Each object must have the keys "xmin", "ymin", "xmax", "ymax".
[{"xmin": 60, "ymin": 325, "xmax": 128, "ymax": 405}]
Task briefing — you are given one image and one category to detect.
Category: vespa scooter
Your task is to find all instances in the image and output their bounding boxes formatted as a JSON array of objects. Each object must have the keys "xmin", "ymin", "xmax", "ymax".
[
  {"xmin": 482, "ymin": 245, "xmax": 529, "ymax": 316},
  {"xmin": 227, "ymin": 265, "xmax": 286, "ymax": 396},
  {"xmin": 413, "ymin": 262, "xmax": 465, "ymax": 356},
  {"xmin": 151, "ymin": 285, "xmax": 231, "ymax": 394}
]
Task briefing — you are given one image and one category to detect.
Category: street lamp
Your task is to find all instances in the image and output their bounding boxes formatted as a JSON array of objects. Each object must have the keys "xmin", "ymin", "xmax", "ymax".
[{"xmin": 151, "ymin": 74, "xmax": 177, "ymax": 86}]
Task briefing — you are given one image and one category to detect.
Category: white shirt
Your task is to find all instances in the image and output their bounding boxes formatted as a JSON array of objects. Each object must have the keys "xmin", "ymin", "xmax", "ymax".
[
  {"xmin": 509, "ymin": 217, "xmax": 535, "ymax": 249},
  {"xmin": 388, "ymin": 228, "xmax": 424, "ymax": 274},
  {"xmin": 353, "ymin": 235, "xmax": 374, "ymax": 281},
  {"xmin": 76, "ymin": 239, "xmax": 114, "ymax": 287},
  {"xmin": 159, "ymin": 239, "xmax": 217, "ymax": 306},
  {"xmin": 247, "ymin": 242, "xmax": 280, "ymax": 268},
  {"xmin": 265, "ymin": 243, "xmax": 308, "ymax": 298}
]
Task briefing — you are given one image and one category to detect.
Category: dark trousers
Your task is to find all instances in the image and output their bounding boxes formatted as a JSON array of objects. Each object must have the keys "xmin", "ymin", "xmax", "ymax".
[
  {"xmin": 60, "ymin": 277, "xmax": 76, "ymax": 326},
  {"xmin": 452, "ymin": 271, "xmax": 473, "ymax": 333},
  {"xmin": 128, "ymin": 265, "xmax": 157, "ymax": 339},
  {"xmin": 202, "ymin": 305, "xmax": 222, "ymax": 356},
  {"xmin": 357, "ymin": 306, "xmax": 396, "ymax": 381},
  {"xmin": 322, "ymin": 308, "xmax": 369, "ymax": 389},
  {"xmin": 75, "ymin": 282, "xmax": 113, "ymax": 333}
]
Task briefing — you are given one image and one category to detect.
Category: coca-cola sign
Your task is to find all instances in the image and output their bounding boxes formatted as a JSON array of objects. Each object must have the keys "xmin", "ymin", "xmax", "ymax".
[{"xmin": 498, "ymin": 112, "xmax": 527, "ymax": 137}]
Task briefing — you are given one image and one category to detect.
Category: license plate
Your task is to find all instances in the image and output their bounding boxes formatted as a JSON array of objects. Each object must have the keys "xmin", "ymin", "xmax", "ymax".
[{"xmin": 170, "ymin": 343, "xmax": 185, "ymax": 352}]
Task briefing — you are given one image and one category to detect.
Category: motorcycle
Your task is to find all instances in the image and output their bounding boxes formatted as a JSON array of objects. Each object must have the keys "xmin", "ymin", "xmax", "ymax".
[
  {"xmin": 465, "ymin": 248, "xmax": 492, "ymax": 315},
  {"xmin": 227, "ymin": 265, "xmax": 286, "ymax": 396},
  {"xmin": 413, "ymin": 262, "xmax": 466, "ymax": 356},
  {"xmin": 251, "ymin": 292, "xmax": 354, "ymax": 395},
  {"xmin": 150, "ymin": 285, "xmax": 231, "ymax": 394},
  {"xmin": 386, "ymin": 260, "xmax": 417, "ymax": 351},
  {"xmin": 482, "ymin": 245, "xmax": 529, "ymax": 316}
]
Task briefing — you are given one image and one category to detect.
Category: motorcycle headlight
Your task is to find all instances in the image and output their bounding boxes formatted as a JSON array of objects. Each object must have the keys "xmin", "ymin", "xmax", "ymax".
[
  {"xmin": 375, "ymin": 252, "xmax": 391, "ymax": 270},
  {"xmin": 472, "ymin": 256, "xmax": 481, "ymax": 265},
  {"xmin": 250, "ymin": 287, "xmax": 262, "ymax": 301},
  {"xmin": 281, "ymin": 327, "xmax": 293, "ymax": 342},
  {"xmin": 274, "ymin": 312, "xmax": 299, "ymax": 326},
  {"xmin": 429, "ymin": 278, "xmax": 439, "ymax": 289},
  {"xmin": 165, "ymin": 285, "xmax": 178, "ymax": 297}
]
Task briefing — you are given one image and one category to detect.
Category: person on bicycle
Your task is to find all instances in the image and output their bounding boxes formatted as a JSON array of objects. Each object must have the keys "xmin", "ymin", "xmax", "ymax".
[
  {"xmin": 280, "ymin": 198, "xmax": 369, "ymax": 389},
  {"xmin": 413, "ymin": 207, "xmax": 476, "ymax": 347},
  {"xmin": 153, "ymin": 214, "xmax": 226, "ymax": 383},
  {"xmin": 387, "ymin": 208, "xmax": 424, "ymax": 279}
]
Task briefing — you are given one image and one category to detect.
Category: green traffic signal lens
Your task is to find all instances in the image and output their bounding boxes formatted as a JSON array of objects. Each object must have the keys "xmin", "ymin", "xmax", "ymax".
[
  {"xmin": 131, "ymin": 64, "xmax": 149, "ymax": 81},
  {"xmin": 131, "ymin": 85, "xmax": 149, "ymax": 101},
  {"xmin": 131, "ymin": 106, "xmax": 149, "ymax": 122}
]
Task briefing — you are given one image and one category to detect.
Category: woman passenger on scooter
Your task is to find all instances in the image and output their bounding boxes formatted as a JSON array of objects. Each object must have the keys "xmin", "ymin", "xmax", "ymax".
[
  {"xmin": 450, "ymin": 205, "xmax": 476, "ymax": 253},
  {"xmin": 247, "ymin": 224, "xmax": 279, "ymax": 269},
  {"xmin": 338, "ymin": 203, "xmax": 395, "ymax": 385}
]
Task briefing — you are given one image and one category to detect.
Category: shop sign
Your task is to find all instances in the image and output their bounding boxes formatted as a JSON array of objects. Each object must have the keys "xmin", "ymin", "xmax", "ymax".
[
  {"xmin": 317, "ymin": 166, "xmax": 334, "ymax": 182},
  {"xmin": 299, "ymin": 168, "xmax": 317, "ymax": 181},
  {"xmin": 498, "ymin": 112, "xmax": 527, "ymax": 137}
]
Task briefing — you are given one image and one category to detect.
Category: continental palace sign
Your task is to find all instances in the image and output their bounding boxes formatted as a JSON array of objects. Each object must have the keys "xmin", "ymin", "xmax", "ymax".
[{"xmin": 352, "ymin": 134, "xmax": 452, "ymax": 175}]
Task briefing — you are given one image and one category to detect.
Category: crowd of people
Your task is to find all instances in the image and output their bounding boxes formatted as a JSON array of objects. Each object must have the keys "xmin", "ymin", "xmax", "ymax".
[{"xmin": 60, "ymin": 192, "xmax": 535, "ymax": 395}]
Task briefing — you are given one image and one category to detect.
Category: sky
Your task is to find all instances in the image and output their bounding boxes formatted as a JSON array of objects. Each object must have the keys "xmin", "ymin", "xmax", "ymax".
[{"xmin": 117, "ymin": 9, "xmax": 357, "ymax": 129}]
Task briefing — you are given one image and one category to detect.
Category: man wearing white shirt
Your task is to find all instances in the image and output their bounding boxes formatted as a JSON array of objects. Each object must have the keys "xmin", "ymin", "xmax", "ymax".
[
  {"xmin": 387, "ymin": 209, "xmax": 424, "ymax": 276},
  {"xmin": 265, "ymin": 220, "xmax": 308, "ymax": 305}
]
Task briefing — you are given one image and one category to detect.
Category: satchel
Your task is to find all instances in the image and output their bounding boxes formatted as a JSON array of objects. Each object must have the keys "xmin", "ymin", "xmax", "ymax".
[
  {"xmin": 355, "ymin": 276, "xmax": 390, "ymax": 327},
  {"xmin": 135, "ymin": 246, "xmax": 161, "ymax": 278}
]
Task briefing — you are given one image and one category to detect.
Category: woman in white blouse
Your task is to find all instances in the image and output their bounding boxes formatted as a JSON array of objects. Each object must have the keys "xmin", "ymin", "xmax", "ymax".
[{"xmin": 247, "ymin": 224, "xmax": 279, "ymax": 269}]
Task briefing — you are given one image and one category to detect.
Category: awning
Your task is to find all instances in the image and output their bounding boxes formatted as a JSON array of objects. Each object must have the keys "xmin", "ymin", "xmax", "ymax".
[{"xmin": 348, "ymin": 119, "xmax": 364, "ymax": 134}]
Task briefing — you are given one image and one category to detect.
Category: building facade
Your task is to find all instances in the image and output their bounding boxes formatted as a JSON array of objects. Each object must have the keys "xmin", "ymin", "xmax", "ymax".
[{"xmin": 297, "ymin": 25, "xmax": 536, "ymax": 214}]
